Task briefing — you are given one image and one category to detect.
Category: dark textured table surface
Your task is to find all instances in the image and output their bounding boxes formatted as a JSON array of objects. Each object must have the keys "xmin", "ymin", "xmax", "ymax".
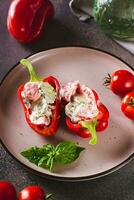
[{"xmin": 0, "ymin": 0, "xmax": 134, "ymax": 199}]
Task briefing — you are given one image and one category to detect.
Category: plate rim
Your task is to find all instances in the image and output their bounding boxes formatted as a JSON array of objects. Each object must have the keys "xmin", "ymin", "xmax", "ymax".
[{"xmin": 0, "ymin": 46, "xmax": 134, "ymax": 182}]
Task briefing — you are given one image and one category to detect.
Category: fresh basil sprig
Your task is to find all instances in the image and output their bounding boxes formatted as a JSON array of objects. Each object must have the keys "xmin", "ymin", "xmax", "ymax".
[{"xmin": 21, "ymin": 141, "xmax": 85, "ymax": 171}]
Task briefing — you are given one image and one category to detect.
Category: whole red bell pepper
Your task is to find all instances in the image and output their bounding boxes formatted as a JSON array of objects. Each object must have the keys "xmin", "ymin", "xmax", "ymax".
[
  {"xmin": 18, "ymin": 59, "xmax": 60, "ymax": 136},
  {"xmin": 63, "ymin": 88, "xmax": 109, "ymax": 145},
  {"xmin": 7, "ymin": 0, "xmax": 54, "ymax": 43}
]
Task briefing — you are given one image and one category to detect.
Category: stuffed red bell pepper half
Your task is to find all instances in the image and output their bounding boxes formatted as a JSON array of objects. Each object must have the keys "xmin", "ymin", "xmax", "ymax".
[
  {"xmin": 18, "ymin": 59, "xmax": 60, "ymax": 136},
  {"xmin": 60, "ymin": 81, "xmax": 109, "ymax": 145}
]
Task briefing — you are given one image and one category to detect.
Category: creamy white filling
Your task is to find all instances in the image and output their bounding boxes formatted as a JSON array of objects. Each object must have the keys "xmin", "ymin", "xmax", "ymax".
[
  {"xmin": 21, "ymin": 82, "xmax": 56, "ymax": 126},
  {"xmin": 60, "ymin": 80, "xmax": 80, "ymax": 102},
  {"xmin": 65, "ymin": 85, "xmax": 99, "ymax": 123}
]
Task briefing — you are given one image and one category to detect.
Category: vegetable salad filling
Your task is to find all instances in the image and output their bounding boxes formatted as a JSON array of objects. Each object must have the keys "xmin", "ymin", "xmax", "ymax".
[
  {"xmin": 60, "ymin": 81, "xmax": 99, "ymax": 123},
  {"xmin": 21, "ymin": 82, "xmax": 56, "ymax": 126}
]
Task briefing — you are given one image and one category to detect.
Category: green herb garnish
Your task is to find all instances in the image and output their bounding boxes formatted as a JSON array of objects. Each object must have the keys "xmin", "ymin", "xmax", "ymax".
[{"xmin": 21, "ymin": 141, "xmax": 85, "ymax": 171}]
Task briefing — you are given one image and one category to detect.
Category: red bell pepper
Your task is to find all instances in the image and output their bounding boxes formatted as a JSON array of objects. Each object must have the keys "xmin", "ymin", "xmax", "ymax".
[
  {"xmin": 64, "ymin": 89, "xmax": 109, "ymax": 145},
  {"xmin": 18, "ymin": 59, "xmax": 60, "ymax": 136},
  {"xmin": 7, "ymin": 0, "xmax": 54, "ymax": 43}
]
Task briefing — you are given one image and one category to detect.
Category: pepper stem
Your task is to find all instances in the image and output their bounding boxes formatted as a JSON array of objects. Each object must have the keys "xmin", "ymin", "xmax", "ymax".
[
  {"xmin": 81, "ymin": 120, "xmax": 98, "ymax": 145},
  {"xmin": 20, "ymin": 59, "xmax": 42, "ymax": 82}
]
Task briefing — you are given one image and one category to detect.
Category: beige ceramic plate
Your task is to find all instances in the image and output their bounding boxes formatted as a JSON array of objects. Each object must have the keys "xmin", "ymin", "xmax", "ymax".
[{"xmin": 0, "ymin": 47, "xmax": 134, "ymax": 181}]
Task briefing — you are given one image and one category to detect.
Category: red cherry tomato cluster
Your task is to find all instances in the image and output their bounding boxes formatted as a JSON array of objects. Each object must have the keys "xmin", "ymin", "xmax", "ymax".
[
  {"xmin": 7, "ymin": 0, "xmax": 54, "ymax": 43},
  {"xmin": 0, "ymin": 181, "xmax": 49, "ymax": 200},
  {"xmin": 104, "ymin": 69, "xmax": 134, "ymax": 120}
]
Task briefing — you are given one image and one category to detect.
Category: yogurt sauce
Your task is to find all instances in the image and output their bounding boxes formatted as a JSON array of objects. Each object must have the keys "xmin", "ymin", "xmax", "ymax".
[
  {"xmin": 61, "ymin": 81, "xmax": 99, "ymax": 123},
  {"xmin": 21, "ymin": 82, "xmax": 56, "ymax": 126}
]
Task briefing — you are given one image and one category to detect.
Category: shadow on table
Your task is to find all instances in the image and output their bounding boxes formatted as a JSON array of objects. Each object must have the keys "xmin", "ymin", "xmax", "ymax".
[{"xmin": 20, "ymin": 19, "xmax": 78, "ymax": 53}]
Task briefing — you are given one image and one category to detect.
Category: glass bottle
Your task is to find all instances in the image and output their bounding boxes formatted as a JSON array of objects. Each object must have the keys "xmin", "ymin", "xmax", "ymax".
[{"xmin": 93, "ymin": 0, "xmax": 134, "ymax": 41}]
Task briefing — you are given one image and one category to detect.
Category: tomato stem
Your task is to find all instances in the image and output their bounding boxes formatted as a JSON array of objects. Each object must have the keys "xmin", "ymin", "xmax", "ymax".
[
  {"xmin": 103, "ymin": 73, "xmax": 111, "ymax": 87},
  {"xmin": 46, "ymin": 193, "xmax": 53, "ymax": 199},
  {"xmin": 20, "ymin": 59, "xmax": 42, "ymax": 82},
  {"xmin": 128, "ymin": 97, "xmax": 134, "ymax": 106}
]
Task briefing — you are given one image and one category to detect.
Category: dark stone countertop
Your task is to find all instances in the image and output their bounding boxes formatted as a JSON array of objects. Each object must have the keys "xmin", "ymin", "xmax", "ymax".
[{"xmin": 0, "ymin": 0, "xmax": 134, "ymax": 199}]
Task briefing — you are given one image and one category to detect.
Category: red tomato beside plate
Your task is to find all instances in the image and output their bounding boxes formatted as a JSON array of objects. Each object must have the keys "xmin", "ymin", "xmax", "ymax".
[
  {"xmin": 18, "ymin": 185, "xmax": 46, "ymax": 200},
  {"xmin": 0, "ymin": 181, "xmax": 17, "ymax": 200},
  {"xmin": 121, "ymin": 91, "xmax": 134, "ymax": 120}
]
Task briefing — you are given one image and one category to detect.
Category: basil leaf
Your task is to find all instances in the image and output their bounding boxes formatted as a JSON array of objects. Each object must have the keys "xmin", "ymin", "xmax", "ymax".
[
  {"xmin": 21, "ymin": 141, "xmax": 85, "ymax": 171},
  {"xmin": 21, "ymin": 146, "xmax": 47, "ymax": 165},
  {"xmin": 55, "ymin": 141, "xmax": 85, "ymax": 165},
  {"xmin": 21, "ymin": 145, "xmax": 55, "ymax": 170}
]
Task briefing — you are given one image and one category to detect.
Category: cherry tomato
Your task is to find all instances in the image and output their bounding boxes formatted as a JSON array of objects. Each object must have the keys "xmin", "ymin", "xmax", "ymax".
[
  {"xmin": 121, "ymin": 91, "xmax": 134, "ymax": 120},
  {"xmin": 104, "ymin": 70, "xmax": 134, "ymax": 97},
  {"xmin": 18, "ymin": 185, "xmax": 45, "ymax": 200},
  {"xmin": 0, "ymin": 181, "xmax": 17, "ymax": 200}
]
